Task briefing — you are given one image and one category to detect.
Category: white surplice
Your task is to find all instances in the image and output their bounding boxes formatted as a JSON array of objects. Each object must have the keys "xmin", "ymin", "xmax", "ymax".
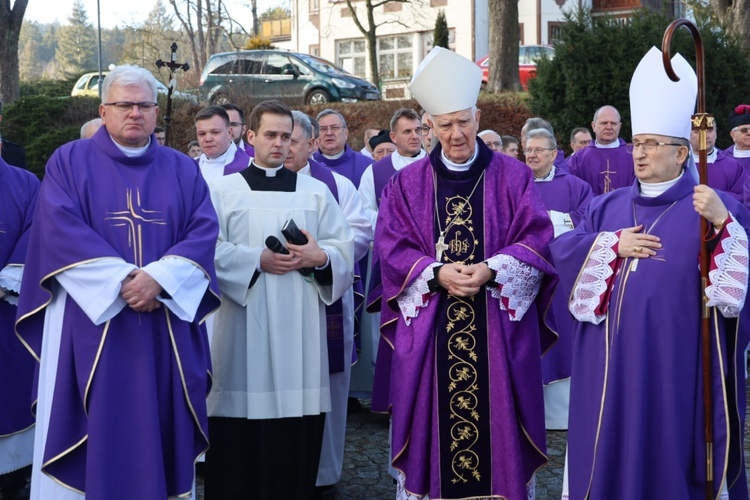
[{"xmin": 206, "ymin": 169, "xmax": 355, "ymax": 420}]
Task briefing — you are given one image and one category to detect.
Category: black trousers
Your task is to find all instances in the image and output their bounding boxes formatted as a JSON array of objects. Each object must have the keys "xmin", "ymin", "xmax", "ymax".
[{"xmin": 205, "ymin": 414, "xmax": 326, "ymax": 500}]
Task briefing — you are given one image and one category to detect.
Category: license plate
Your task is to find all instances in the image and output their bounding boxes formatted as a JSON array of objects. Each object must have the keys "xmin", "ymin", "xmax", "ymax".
[{"xmin": 365, "ymin": 92, "xmax": 379, "ymax": 100}]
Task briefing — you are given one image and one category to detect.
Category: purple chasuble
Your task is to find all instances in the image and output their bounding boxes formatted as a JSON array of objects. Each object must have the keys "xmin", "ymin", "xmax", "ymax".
[
  {"xmin": 549, "ymin": 172, "xmax": 750, "ymax": 499},
  {"xmin": 243, "ymin": 141, "xmax": 255, "ymax": 158},
  {"xmin": 706, "ymin": 149, "xmax": 748, "ymax": 203},
  {"xmin": 534, "ymin": 169, "xmax": 593, "ymax": 384},
  {"xmin": 376, "ymin": 140, "xmax": 557, "ymax": 499},
  {"xmin": 0, "ymin": 159, "xmax": 39, "ymax": 438},
  {"xmin": 312, "ymin": 145, "xmax": 371, "ymax": 188},
  {"xmin": 16, "ymin": 126, "xmax": 221, "ymax": 499},
  {"xmin": 554, "ymin": 148, "xmax": 568, "ymax": 171},
  {"xmin": 567, "ymin": 139, "xmax": 634, "ymax": 195},
  {"xmin": 372, "ymin": 155, "xmax": 397, "ymax": 209},
  {"xmin": 725, "ymin": 145, "xmax": 750, "ymax": 175}
]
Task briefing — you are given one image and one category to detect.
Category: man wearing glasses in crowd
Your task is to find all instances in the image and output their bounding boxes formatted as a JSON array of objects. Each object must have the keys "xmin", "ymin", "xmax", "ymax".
[
  {"xmin": 312, "ymin": 109, "xmax": 372, "ymax": 189},
  {"xmin": 478, "ymin": 129, "xmax": 503, "ymax": 152},
  {"xmin": 18, "ymin": 64, "xmax": 220, "ymax": 500},
  {"xmin": 727, "ymin": 104, "xmax": 750, "ymax": 172},
  {"xmin": 220, "ymin": 102, "xmax": 255, "ymax": 158}
]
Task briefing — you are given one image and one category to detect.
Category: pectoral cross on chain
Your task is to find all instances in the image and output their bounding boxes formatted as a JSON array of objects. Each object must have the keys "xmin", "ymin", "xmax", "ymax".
[{"xmin": 436, "ymin": 232, "xmax": 449, "ymax": 261}]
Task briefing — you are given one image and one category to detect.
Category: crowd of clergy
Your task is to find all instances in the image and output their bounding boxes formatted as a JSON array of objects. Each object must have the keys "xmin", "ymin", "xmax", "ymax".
[{"xmin": 2, "ymin": 39, "xmax": 750, "ymax": 500}]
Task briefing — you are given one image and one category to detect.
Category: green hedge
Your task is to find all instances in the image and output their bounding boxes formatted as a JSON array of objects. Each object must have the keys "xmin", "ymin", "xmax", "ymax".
[{"xmin": 529, "ymin": 8, "xmax": 750, "ymax": 153}]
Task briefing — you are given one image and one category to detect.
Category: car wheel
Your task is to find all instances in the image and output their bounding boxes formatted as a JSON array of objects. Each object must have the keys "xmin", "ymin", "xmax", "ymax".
[
  {"xmin": 211, "ymin": 94, "xmax": 230, "ymax": 105},
  {"xmin": 307, "ymin": 89, "xmax": 330, "ymax": 105}
]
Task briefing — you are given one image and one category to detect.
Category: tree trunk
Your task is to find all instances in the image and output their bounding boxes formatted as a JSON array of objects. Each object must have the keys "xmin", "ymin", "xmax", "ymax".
[
  {"xmin": 712, "ymin": 0, "xmax": 750, "ymax": 51},
  {"xmin": 365, "ymin": 0, "xmax": 379, "ymax": 88},
  {"xmin": 0, "ymin": 0, "xmax": 28, "ymax": 103},
  {"xmin": 487, "ymin": 0, "xmax": 520, "ymax": 92}
]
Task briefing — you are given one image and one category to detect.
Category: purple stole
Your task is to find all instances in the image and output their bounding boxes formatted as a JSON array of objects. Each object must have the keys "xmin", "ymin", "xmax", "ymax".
[
  {"xmin": 243, "ymin": 142, "xmax": 255, "ymax": 158},
  {"xmin": 375, "ymin": 141, "xmax": 557, "ymax": 499},
  {"xmin": 16, "ymin": 127, "xmax": 221, "ymax": 499},
  {"xmin": 0, "ymin": 159, "xmax": 39, "ymax": 438},
  {"xmin": 308, "ymin": 160, "xmax": 347, "ymax": 373},
  {"xmin": 549, "ymin": 173, "xmax": 750, "ymax": 498},
  {"xmin": 312, "ymin": 145, "xmax": 370, "ymax": 188},
  {"xmin": 196, "ymin": 146, "xmax": 250, "ymax": 176},
  {"xmin": 372, "ymin": 155, "xmax": 397, "ymax": 209}
]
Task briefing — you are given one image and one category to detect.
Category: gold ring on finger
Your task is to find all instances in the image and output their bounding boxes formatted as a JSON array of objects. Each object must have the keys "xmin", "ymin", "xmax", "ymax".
[{"xmin": 634, "ymin": 245, "xmax": 642, "ymax": 253}]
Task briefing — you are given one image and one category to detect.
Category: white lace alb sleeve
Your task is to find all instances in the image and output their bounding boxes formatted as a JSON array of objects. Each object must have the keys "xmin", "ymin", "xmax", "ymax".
[
  {"xmin": 569, "ymin": 231, "xmax": 619, "ymax": 325},
  {"xmin": 706, "ymin": 216, "xmax": 749, "ymax": 318},
  {"xmin": 396, "ymin": 262, "xmax": 442, "ymax": 325},
  {"xmin": 0, "ymin": 265, "xmax": 23, "ymax": 305},
  {"xmin": 485, "ymin": 254, "xmax": 543, "ymax": 321}
]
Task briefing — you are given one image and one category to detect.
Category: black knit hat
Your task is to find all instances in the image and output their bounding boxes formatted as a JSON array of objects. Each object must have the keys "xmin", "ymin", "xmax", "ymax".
[
  {"xmin": 368, "ymin": 129, "xmax": 393, "ymax": 150},
  {"xmin": 728, "ymin": 104, "xmax": 750, "ymax": 130}
]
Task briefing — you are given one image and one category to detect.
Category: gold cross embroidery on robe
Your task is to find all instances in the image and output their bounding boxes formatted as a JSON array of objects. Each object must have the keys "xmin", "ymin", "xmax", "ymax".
[{"xmin": 106, "ymin": 188, "xmax": 166, "ymax": 267}]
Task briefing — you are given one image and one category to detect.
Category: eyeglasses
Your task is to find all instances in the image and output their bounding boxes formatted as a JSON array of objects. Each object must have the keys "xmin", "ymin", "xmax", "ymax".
[
  {"xmin": 319, "ymin": 125, "xmax": 345, "ymax": 134},
  {"xmin": 103, "ymin": 101, "xmax": 158, "ymax": 112},
  {"xmin": 625, "ymin": 140, "xmax": 683, "ymax": 154},
  {"xmin": 524, "ymin": 147, "xmax": 554, "ymax": 155},
  {"xmin": 732, "ymin": 126, "xmax": 750, "ymax": 135},
  {"xmin": 230, "ymin": 121, "xmax": 243, "ymax": 127},
  {"xmin": 416, "ymin": 126, "xmax": 431, "ymax": 136},
  {"xmin": 485, "ymin": 141, "xmax": 502, "ymax": 149}
]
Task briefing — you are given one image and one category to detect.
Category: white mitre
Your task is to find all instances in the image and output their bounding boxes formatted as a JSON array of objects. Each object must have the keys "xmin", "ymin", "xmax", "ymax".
[
  {"xmin": 409, "ymin": 47, "xmax": 482, "ymax": 116},
  {"xmin": 630, "ymin": 46, "xmax": 697, "ymax": 141}
]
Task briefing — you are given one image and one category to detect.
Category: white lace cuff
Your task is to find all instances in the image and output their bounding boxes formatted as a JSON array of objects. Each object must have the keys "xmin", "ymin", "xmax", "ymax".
[
  {"xmin": 706, "ymin": 215, "xmax": 749, "ymax": 318},
  {"xmin": 486, "ymin": 254, "xmax": 543, "ymax": 321},
  {"xmin": 570, "ymin": 232, "xmax": 619, "ymax": 324},
  {"xmin": 396, "ymin": 262, "xmax": 441, "ymax": 325},
  {"xmin": 0, "ymin": 265, "xmax": 23, "ymax": 305}
]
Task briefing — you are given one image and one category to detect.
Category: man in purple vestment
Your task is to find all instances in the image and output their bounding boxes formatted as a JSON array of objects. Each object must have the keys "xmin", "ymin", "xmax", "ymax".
[
  {"xmin": 313, "ymin": 109, "xmax": 372, "ymax": 188},
  {"xmin": 550, "ymin": 47, "xmax": 750, "ymax": 500},
  {"xmin": 16, "ymin": 65, "xmax": 221, "ymax": 500},
  {"xmin": 689, "ymin": 118, "xmax": 748, "ymax": 202},
  {"xmin": 0, "ymin": 158, "xmax": 39, "ymax": 499},
  {"xmin": 374, "ymin": 46, "xmax": 557, "ymax": 500},
  {"xmin": 726, "ymin": 104, "xmax": 750, "ymax": 172},
  {"xmin": 524, "ymin": 128, "xmax": 594, "ymax": 430},
  {"xmin": 195, "ymin": 105, "xmax": 251, "ymax": 183},
  {"xmin": 567, "ymin": 105, "xmax": 635, "ymax": 195}
]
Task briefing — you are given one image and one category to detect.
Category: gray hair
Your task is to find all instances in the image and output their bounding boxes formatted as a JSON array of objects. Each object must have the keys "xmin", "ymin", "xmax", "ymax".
[
  {"xmin": 478, "ymin": 129, "xmax": 501, "ymax": 138},
  {"xmin": 526, "ymin": 128, "xmax": 557, "ymax": 149},
  {"xmin": 80, "ymin": 118, "xmax": 103, "ymax": 139},
  {"xmin": 291, "ymin": 110, "xmax": 313, "ymax": 140},
  {"xmin": 522, "ymin": 117, "xmax": 554, "ymax": 136},
  {"xmin": 101, "ymin": 65, "xmax": 158, "ymax": 104},
  {"xmin": 389, "ymin": 108, "xmax": 421, "ymax": 131},
  {"xmin": 316, "ymin": 108, "xmax": 347, "ymax": 128}
]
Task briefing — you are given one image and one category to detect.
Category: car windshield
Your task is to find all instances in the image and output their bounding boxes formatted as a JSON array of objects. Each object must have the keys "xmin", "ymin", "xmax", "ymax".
[{"xmin": 297, "ymin": 54, "xmax": 351, "ymax": 75}]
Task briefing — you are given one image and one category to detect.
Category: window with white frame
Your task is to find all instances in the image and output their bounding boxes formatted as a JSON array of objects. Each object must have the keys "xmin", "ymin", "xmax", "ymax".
[
  {"xmin": 378, "ymin": 34, "xmax": 413, "ymax": 80},
  {"xmin": 337, "ymin": 39, "xmax": 367, "ymax": 78}
]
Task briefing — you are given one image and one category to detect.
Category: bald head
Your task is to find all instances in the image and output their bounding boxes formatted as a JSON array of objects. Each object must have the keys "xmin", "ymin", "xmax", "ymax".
[
  {"xmin": 81, "ymin": 118, "xmax": 103, "ymax": 139},
  {"xmin": 591, "ymin": 105, "xmax": 622, "ymax": 145}
]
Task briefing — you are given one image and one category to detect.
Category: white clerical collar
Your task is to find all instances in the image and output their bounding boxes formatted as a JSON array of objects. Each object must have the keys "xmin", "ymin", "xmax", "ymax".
[
  {"xmin": 639, "ymin": 171, "xmax": 683, "ymax": 198},
  {"xmin": 733, "ymin": 147, "xmax": 750, "ymax": 158},
  {"xmin": 441, "ymin": 144, "xmax": 479, "ymax": 172},
  {"xmin": 393, "ymin": 149, "xmax": 427, "ymax": 171},
  {"xmin": 323, "ymin": 148, "xmax": 346, "ymax": 160},
  {"xmin": 691, "ymin": 148, "xmax": 717, "ymax": 164},
  {"xmin": 595, "ymin": 139, "xmax": 620, "ymax": 149},
  {"xmin": 298, "ymin": 163, "xmax": 311, "ymax": 176},
  {"xmin": 533, "ymin": 165, "xmax": 556, "ymax": 183},
  {"xmin": 110, "ymin": 134, "xmax": 150, "ymax": 157},
  {"xmin": 206, "ymin": 141, "xmax": 237, "ymax": 162},
  {"xmin": 253, "ymin": 162, "xmax": 285, "ymax": 177}
]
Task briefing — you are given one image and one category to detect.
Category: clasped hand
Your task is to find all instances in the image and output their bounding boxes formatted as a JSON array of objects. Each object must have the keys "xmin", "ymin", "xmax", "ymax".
[
  {"xmin": 120, "ymin": 269, "xmax": 163, "ymax": 312},
  {"xmin": 261, "ymin": 229, "xmax": 328, "ymax": 275},
  {"xmin": 436, "ymin": 263, "xmax": 494, "ymax": 297}
]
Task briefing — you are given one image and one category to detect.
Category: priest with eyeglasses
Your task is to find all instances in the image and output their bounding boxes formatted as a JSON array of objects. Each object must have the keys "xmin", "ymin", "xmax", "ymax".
[
  {"xmin": 551, "ymin": 47, "xmax": 750, "ymax": 499},
  {"xmin": 372, "ymin": 46, "xmax": 557, "ymax": 500}
]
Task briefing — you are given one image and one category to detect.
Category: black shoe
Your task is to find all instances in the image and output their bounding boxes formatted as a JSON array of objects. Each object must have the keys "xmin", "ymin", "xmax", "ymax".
[
  {"xmin": 313, "ymin": 485, "xmax": 337, "ymax": 499},
  {"xmin": 347, "ymin": 397, "xmax": 363, "ymax": 413}
]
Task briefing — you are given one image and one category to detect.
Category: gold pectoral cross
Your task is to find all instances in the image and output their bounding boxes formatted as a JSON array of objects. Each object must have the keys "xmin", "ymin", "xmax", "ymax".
[{"xmin": 436, "ymin": 231, "xmax": 449, "ymax": 261}]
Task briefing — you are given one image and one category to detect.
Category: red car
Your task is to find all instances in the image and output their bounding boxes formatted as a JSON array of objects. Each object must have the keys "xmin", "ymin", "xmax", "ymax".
[{"xmin": 477, "ymin": 45, "xmax": 555, "ymax": 90}]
